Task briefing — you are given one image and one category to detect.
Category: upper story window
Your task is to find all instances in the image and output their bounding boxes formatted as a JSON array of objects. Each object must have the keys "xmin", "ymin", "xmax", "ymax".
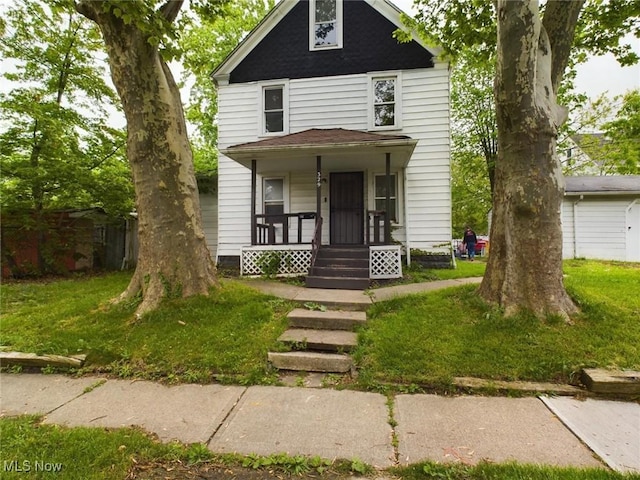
[
  {"xmin": 370, "ymin": 74, "xmax": 402, "ymax": 130},
  {"xmin": 310, "ymin": 0, "xmax": 343, "ymax": 50},
  {"xmin": 261, "ymin": 82, "xmax": 288, "ymax": 135}
]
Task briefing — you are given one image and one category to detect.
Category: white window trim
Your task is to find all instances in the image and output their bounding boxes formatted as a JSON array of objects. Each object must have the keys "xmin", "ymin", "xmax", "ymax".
[
  {"xmin": 309, "ymin": 0, "xmax": 343, "ymax": 51},
  {"xmin": 369, "ymin": 170, "xmax": 404, "ymax": 226},
  {"xmin": 368, "ymin": 72, "xmax": 402, "ymax": 131},
  {"xmin": 258, "ymin": 81, "xmax": 289, "ymax": 137}
]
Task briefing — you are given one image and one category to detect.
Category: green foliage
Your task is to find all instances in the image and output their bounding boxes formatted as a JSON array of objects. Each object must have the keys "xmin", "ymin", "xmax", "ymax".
[
  {"xmin": 241, "ymin": 453, "xmax": 332, "ymax": 475},
  {"xmin": 180, "ymin": 0, "xmax": 274, "ymax": 175},
  {"xmin": 408, "ymin": 0, "xmax": 639, "ymax": 68},
  {"xmin": 560, "ymin": 90, "xmax": 640, "ymax": 175},
  {"xmin": 601, "ymin": 89, "xmax": 640, "ymax": 174},
  {"xmin": 0, "ymin": 0, "xmax": 133, "ymax": 218}
]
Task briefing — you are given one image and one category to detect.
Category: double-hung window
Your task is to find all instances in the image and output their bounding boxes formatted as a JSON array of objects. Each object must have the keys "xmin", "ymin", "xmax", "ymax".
[
  {"xmin": 374, "ymin": 174, "xmax": 397, "ymax": 223},
  {"xmin": 370, "ymin": 75, "xmax": 401, "ymax": 129},
  {"xmin": 263, "ymin": 86, "xmax": 284, "ymax": 134},
  {"xmin": 310, "ymin": 0, "xmax": 343, "ymax": 50},
  {"xmin": 263, "ymin": 178, "xmax": 285, "ymax": 218},
  {"xmin": 373, "ymin": 77, "xmax": 396, "ymax": 127}
]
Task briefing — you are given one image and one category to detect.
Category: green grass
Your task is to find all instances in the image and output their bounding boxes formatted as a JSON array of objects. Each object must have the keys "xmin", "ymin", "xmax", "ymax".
[
  {"xmin": 2, "ymin": 417, "xmax": 638, "ymax": 479},
  {"xmin": 355, "ymin": 260, "xmax": 640, "ymax": 386},
  {"xmin": 395, "ymin": 461, "xmax": 640, "ymax": 479},
  {"xmin": 1, "ymin": 274, "xmax": 292, "ymax": 384},
  {"xmin": 1, "ymin": 260, "xmax": 638, "ymax": 387},
  {"xmin": 0, "ymin": 415, "xmax": 182, "ymax": 479}
]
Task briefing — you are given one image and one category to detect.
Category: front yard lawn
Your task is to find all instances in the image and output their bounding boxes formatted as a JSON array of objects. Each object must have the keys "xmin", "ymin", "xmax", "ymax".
[{"xmin": 1, "ymin": 260, "xmax": 638, "ymax": 386}]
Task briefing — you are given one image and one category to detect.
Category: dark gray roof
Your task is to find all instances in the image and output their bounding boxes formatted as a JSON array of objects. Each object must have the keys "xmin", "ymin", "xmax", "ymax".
[{"xmin": 564, "ymin": 176, "xmax": 640, "ymax": 195}]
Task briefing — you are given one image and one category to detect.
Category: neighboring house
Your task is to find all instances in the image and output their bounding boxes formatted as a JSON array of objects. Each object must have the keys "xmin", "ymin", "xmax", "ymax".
[
  {"xmin": 1, "ymin": 208, "xmax": 138, "ymax": 278},
  {"xmin": 562, "ymin": 176, "xmax": 640, "ymax": 262},
  {"xmin": 211, "ymin": 0, "xmax": 451, "ymax": 287}
]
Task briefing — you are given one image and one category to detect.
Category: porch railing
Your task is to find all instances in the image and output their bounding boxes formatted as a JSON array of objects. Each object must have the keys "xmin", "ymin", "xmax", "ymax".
[
  {"xmin": 366, "ymin": 210, "xmax": 390, "ymax": 245},
  {"xmin": 254, "ymin": 212, "xmax": 316, "ymax": 245}
]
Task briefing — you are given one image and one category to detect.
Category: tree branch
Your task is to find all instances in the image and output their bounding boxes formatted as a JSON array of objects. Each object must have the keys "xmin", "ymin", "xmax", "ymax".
[
  {"xmin": 74, "ymin": 1, "xmax": 99, "ymax": 22},
  {"xmin": 542, "ymin": 0, "xmax": 585, "ymax": 94},
  {"xmin": 159, "ymin": 0, "xmax": 184, "ymax": 23}
]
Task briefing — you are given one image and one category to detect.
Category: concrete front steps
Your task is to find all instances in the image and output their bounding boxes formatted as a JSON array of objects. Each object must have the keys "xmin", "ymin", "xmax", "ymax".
[
  {"xmin": 305, "ymin": 246, "xmax": 370, "ymax": 290},
  {"xmin": 268, "ymin": 307, "xmax": 367, "ymax": 373}
]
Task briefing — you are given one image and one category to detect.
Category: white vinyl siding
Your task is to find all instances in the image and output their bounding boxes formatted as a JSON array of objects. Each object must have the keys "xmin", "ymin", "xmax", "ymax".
[
  {"xmin": 401, "ymin": 66, "xmax": 451, "ymax": 250},
  {"xmin": 199, "ymin": 193, "xmax": 218, "ymax": 259},
  {"xmin": 289, "ymin": 75, "xmax": 367, "ymax": 131},
  {"xmin": 216, "ymin": 66, "xmax": 452, "ymax": 257},
  {"xmin": 217, "ymin": 83, "xmax": 257, "ymax": 257},
  {"xmin": 562, "ymin": 196, "xmax": 638, "ymax": 261}
]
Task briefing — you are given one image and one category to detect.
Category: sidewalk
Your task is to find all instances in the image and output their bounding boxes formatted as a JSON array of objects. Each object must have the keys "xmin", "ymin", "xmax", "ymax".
[
  {"xmin": 2, "ymin": 373, "xmax": 639, "ymax": 473},
  {"xmin": 2, "ymin": 278, "xmax": 639, "ymax": 474}
]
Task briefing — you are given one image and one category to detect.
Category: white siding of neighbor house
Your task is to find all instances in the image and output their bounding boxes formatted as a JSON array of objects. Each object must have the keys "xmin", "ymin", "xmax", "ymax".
[
  {"xmin": 217, "ymin": 83, "xmax": 256, "ymax": 258},
  {"xmin": 199, "ymin": 193, "xmax": 218, "ymax": 259},
  {"xmin": 216, "ymin": 66, "xmax": 451, "ymax": 259},
  {"xmin": 561, "ymin": 196, "xmax": 637, "ymax": 261}
]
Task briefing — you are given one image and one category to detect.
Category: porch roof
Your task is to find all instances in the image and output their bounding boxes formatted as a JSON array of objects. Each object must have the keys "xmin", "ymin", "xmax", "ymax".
[{"xmin": 220, "ymin": 128, "xmax": 418, "ymax": 172}]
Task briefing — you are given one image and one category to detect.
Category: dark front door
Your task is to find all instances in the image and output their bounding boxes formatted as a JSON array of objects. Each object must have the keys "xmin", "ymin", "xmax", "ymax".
[{"xmin": 330, "ymin": 172, "xmax": 364, "ymax": 244}]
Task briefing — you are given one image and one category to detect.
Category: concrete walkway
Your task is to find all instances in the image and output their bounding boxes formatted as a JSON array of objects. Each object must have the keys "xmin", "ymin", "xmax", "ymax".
[
  {"xmin": 4, "ymin": 373, "xmax": 638, "ymax": 472},
  {"xmin": 237, "ymin": 277, "xmax": 484, "ymax": 307}
]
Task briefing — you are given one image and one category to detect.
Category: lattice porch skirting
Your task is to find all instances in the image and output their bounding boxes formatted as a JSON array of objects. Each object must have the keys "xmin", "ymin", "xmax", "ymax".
[
  {"xmin": 241, "ymin": 245, "xmax": 313, "ymax": 276},
  {"xmin": 241, "ymin": 245, "xmax": 403, "ymax": 279},
  {"xmin": 370, "ymin": 245, "xmax": 403, "ymax": 279}
]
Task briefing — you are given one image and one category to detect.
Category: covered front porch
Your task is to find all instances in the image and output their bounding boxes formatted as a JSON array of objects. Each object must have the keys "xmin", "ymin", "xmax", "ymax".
[{"xmin": 221, "ymin": 128, "xmax": 417, "ymax": 285}]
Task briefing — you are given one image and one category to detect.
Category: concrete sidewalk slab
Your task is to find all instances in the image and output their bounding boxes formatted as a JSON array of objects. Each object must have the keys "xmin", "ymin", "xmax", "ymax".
[
  {"xmin": 0, "ymin": 373, "xmax": 103, "ymax": 416},
  {"xmin": 209, "ymin": 386, "xmax": 394, "ymax": 468},
  {"xmin": 44, "ymin": 379, "xmax": 245, "ymax": 444},
  {"xmin": 541, "ymin": 396, "xmax": 640, "ymax": 473},
  {"xmin": 394, "ymin": 394, "xmax": 603, "ymax": 468}
]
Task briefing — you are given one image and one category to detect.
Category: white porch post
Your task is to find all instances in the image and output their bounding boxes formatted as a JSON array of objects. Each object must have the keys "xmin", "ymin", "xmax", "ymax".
[
  {"xmin": 251, "ymin": 159, "xmax": 257, "ymax": 245},
  {"xmin": 385, "ymin": 152, "xmax": 392, "ymax": 244}
]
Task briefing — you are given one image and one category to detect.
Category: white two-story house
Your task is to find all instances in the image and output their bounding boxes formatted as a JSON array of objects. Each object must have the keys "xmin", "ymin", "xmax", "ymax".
[{"xmin": 212, "ymin": 0, "xmax": 451, "ymax": 289}]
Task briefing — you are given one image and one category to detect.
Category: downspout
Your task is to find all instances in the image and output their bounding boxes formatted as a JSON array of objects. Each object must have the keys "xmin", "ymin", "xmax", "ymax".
[
  {"xmin": 403, "ymin": 167, "xmax": 411, "ymax": 265},
  {"xmin": 625, "ymin": 199, "xmax": 638, "ymax": 261},
  {"xmin": 572, "ymin": 195, "xmax": 583, "ymax": 258}
]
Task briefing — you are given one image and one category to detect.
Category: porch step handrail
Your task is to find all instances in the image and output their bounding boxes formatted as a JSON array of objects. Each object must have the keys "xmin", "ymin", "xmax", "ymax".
[{"xmin": 310, "ymin": 217, "xmax": 323, "ymax": 267}]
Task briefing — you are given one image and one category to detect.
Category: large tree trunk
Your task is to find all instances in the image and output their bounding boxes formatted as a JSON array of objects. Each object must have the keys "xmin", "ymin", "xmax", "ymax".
[
  {"xmin": 76, "ymin": 1, "xmax": 217, "ymax": 315},
  {"xmin": 478, "ymin": 0, "xmax": 583, "ymax": 319}
]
